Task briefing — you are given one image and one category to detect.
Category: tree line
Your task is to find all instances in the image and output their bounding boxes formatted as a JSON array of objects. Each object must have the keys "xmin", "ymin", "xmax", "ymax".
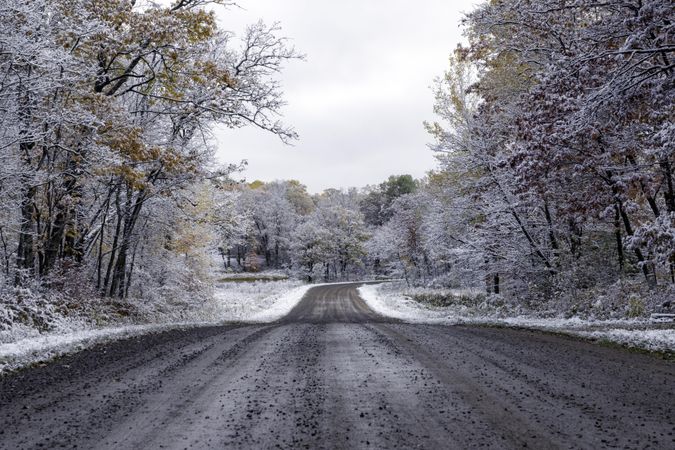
[
  {"xmin": 1, "ymin": 0, "xmax": 671, "ymax": 310},
  {"xmin": 214, "ymin": 176, "xmax": 421, "ymax": 283},
  {"xmin": 0, "ymin": 0, "xmax": 297, "ymax": 300},
  {"xmin": 228, "ymin": 0, "xmax": 673, "ymax": 306},
  {"xmin": 420, "ymin": 0, "xmax": 674, "ymax": 298}
]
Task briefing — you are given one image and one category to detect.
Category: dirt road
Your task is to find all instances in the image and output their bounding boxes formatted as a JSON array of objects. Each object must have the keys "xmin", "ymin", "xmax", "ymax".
[{"xmin": 1, "ymin": 283, "xmax": 673, "ymax": 449}]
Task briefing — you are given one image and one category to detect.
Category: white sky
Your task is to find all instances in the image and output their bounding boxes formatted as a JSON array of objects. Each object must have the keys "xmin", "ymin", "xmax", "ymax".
[{"xmin": 213, "ymin": 1, "xmax": 474, "ymax": 193}]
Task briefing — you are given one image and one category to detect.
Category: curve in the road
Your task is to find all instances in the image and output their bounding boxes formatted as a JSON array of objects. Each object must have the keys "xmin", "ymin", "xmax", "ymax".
[{"xmin": 281, "ymin": 282, "xmax": 391, "ymax": 323}]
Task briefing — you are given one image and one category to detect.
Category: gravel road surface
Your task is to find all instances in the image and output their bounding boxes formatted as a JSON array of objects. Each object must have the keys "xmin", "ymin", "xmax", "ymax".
[{"xmin": 1, "ymin": 283, "xmax": 673, "ymax": 449}]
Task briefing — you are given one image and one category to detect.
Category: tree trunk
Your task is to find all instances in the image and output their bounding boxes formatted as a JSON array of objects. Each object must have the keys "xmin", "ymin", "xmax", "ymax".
[
  {"xmin": 15, "ymin": 69, "xmax": 37, "ymax": 283},
  {"xmin": 661, "ymin": 158, "xmax": 675, "ymax": 213},
  {"xmin": 103, "ymin": 188, "xmax": 123, "ymax": 295},
  {"xmin": 264, "ymin": 249, "xmax": 271, "ymax": 267},
  {"xmin": 568, "ymin": 218, "xmax": 582, "ymax": 260},
  {"xmin": 543, "ymin": 201, "xmax": 560, "ymax": 262},
  {"xmin": 617, "ymin": 200, "xmax": 656, "ymax": 287},
  {"xmin": 16, "ymin": 144, "xmax": 37, "ymax": 283},
  {"xmin": 0, "ymin": 228, "xmax": 10, "ymax": 277},
  {"xmin": 110, "ymin": 188, "xmax": 145, "ymax": 298},
  {"xmin": 125, "ymin": 220, "xmax": 147, "ymax": 299},
  {"xmin": 96, "ymin": 198, "xmax": 112, "ymax": 290},
  {"xmin": 614, "ymin": 204, "xmax": 625, "ymax": 272}
]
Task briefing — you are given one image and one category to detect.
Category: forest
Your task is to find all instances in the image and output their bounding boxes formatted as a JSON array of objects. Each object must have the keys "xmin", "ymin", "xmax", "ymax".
[{"xmin": 0, "ymin": 0, "xmax": 673, "ymax": 332}]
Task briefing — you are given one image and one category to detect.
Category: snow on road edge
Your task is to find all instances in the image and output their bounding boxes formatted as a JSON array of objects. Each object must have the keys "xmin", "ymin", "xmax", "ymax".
[
  {"xmin": 358, "ymin": 284, "xmax": 457, "ymax": 324},
  {"xmin": 573, "ymin": 329, "xmax": 675, "ymax": 352},
  {"xmin": 0, "ymin": 282, "xmax": 311, "ymax": 374},
  {"xmin": 0, "ymin": 322, "xmax": 210, "ymax": 374},
  {"xmin": 248, "ymin": 284, "xmax": 313, "ymax": 323},
  {"xmin": 358, "ymin": 284, "xmax": 675, "ymax": 353},
  {"xmin": 0, "ymin": 281, "xmax": 344, "ymax": 374}
]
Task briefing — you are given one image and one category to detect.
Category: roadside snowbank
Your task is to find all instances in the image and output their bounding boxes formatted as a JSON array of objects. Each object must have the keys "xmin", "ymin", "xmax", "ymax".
[
  {"xmin": 358, "ymin": 284, "xmax": 675, "ymax": 353},
  {"xmin": 574, "ymin": 329, "xmax": 675, "ymax": 352},
  {"xmin": 0, "ymin": 322, "xmax": 212, "ymax": 374},
  {"xmin": 0, "ymin": 279, "xmax": 312, "ymax": 374},
  {"xmin": 211, "ymin": 279, "xmax": 306, "ymax": 322},
  {"xmin": 358, "ymin": 284, "xmax": 458, "ymax": 324}
]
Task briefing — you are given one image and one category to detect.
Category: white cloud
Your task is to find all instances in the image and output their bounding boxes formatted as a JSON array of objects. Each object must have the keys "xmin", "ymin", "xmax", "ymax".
[{"xmin": 213, "ymin": 0, "xmax": 473, "ymax": 192}]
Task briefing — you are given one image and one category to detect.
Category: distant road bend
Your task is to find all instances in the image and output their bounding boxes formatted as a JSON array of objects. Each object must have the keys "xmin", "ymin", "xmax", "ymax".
[{"xmin": 1, "ymin": 282, "xmax": 673, "ymax": 449}]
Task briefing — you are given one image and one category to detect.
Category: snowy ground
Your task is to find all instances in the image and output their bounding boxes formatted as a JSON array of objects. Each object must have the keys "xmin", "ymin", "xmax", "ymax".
[
  {"xmin": 359, "ymin": 284, "xmax": 675, "ymax": 353},
  {"xmin": 1, "ymin": 278, "xmax": 392, "ymax": 374},
  {"xmin": 0, "ymin": 322, "xmax": 203, "ymax": 374},
  {"xmin": 3, "ymin": 279, "xmax": 673, "ymax": 374},
  {"xmin": 213, "ymin": 279, "xmax": 308, "ymax": 322},
  {"xmin": 0, "ymin": 279, "xmax": 310, "ymax": 374}
]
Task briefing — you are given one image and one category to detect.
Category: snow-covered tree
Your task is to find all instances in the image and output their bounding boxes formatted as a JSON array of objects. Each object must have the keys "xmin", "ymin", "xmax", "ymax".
[
  {"xmin": 0, "ymin": 0, "xmax": 300, "ymax": 299},
  {"xmin": 423, "ymin": 0, "xmax": 674, "ymax": 298}
]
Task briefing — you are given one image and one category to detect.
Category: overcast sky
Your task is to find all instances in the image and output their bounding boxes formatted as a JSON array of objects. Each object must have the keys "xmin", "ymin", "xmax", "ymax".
[{"xmin": 213, "ymin": 1, "xmax": 473, "ymax": 193}]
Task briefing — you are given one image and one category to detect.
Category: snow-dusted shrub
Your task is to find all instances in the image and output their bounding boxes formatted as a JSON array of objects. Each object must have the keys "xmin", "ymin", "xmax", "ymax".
[
  {"xmin": 407, "ymin": 288, "xmax": 486, "ymax": 308},
  {"xmin": 0, "ymin": 282, "xmax": 96, "ymax": 343},
  {"xmin": 627, "ymin": 295, "xmax": 646, "ymax": 318}
]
